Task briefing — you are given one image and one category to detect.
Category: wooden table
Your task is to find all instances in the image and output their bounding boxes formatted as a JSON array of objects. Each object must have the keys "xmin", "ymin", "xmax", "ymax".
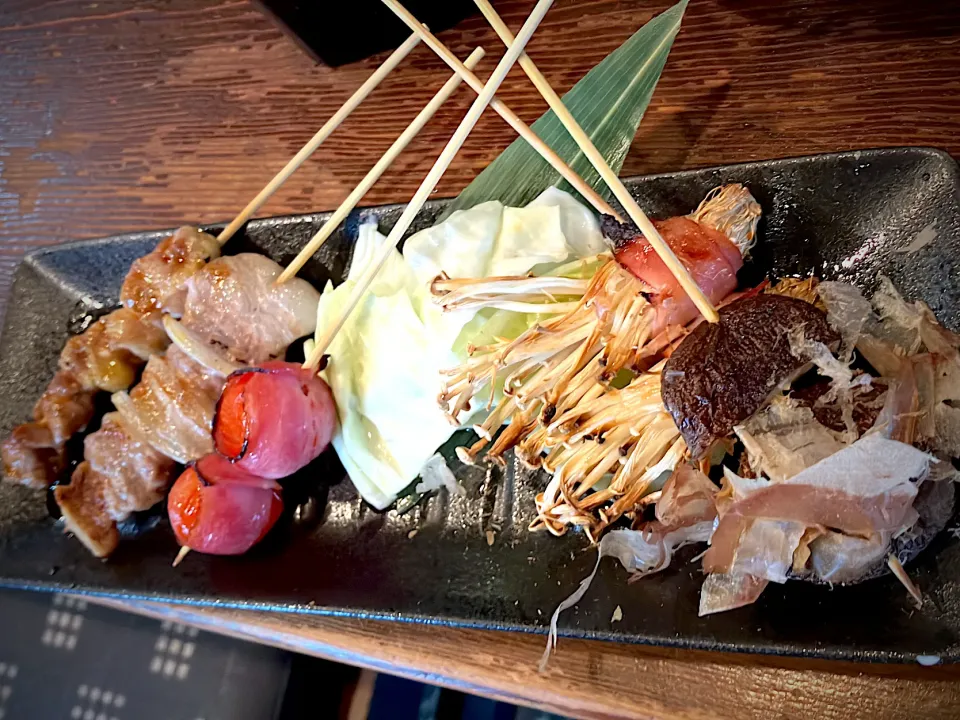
[{"xmin": 2, "ymin": 0, "xmax": 960, "ymax": 716}]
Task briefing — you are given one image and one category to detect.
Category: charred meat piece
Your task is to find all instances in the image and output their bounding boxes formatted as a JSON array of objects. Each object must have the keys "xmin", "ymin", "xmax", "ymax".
[
  {"xmin": 59, "ymin": 309, "xmax": 168, "ymax": 393},
  {"xmin": 661, "ymin": 294, "xmax": 839, "ymax": 458},
  {"xmin": 55, "ymin": 413, "xmax": 176, "ymax": 557},
  {"xmin": 55, "ymin": 252, "xmax": 321, "ymax": 557},
  {"xmin": 111, "ymin": 345, "xmax": 225, "ymax": 465},
  {"xmin": 1, "ymin": 310, "xmax": 168, "ymax": 488},
  {"xmin": 2, "ymin": 227, "xmax": 215, "ymax": 490}
]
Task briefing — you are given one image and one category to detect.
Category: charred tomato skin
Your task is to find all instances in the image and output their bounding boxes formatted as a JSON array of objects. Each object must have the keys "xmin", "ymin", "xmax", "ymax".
[
  {"xmin": 212, "ymin": 361, "xmax": 335, "ymax": 479},
  {"xmin": 167, "ymin": 465, "xmax": 206, "ymax": 547},
  {"xmin": 167, "ymin": 456, "xmax": 284, "ymax": 555}
]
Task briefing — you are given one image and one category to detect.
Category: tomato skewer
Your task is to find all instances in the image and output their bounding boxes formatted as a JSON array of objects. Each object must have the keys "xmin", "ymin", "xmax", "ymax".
[{"xmin": 169, "ymin": 362, "xmax": 336, "ymax": 561}]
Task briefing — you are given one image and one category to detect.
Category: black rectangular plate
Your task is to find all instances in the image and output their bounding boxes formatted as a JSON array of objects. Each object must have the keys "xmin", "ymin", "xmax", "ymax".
[{"xmin": 2, "ymin": 148, "xmax": 959, "ymax": 664}]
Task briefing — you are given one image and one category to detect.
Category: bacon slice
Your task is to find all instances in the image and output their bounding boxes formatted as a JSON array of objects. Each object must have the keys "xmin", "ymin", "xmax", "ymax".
[{"xmin": 603, "ymin": 215, "xmax": 744, "ymax": 333}]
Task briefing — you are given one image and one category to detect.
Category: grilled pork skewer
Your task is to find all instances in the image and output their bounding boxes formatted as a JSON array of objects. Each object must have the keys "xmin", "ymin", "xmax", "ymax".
[
  {"xmin": 55, "ymin": 253, "xmax": 319, "ymax": 557},
  {"xmin": 1, "ymin": 227, "xmax": 219, "ymax": 489}
]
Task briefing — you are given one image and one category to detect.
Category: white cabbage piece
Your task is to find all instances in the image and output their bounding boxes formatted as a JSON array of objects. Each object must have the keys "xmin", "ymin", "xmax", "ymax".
[
  {"xmin": 402, "ymin": 187, "xmax": 606, "ymax": 284},
  {"xmin": 401, "ymin": 201, "xmax": 502, "ymax": 283},
  {"xmin": 525, "ymin": 186, "xmax": 608, "ymax": 259},
  {"xmin": 318, "ymin": 190, "xmax": 606, "ymax": 509}
]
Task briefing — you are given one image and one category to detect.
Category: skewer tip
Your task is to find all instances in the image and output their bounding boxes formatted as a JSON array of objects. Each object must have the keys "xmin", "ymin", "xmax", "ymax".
[{"xmin": 172, "ymin": 545, "xmax": 192, "ymax": 568}]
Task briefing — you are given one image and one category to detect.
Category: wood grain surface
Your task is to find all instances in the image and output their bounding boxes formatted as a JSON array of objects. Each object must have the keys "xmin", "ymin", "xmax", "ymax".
[
  {"xmin": 93, "ymin": 597, "xmax": 960, "ymax": 720},
  {"xmin": 3, "ymin": 0, "xmax": 960, "ymax": 717}
]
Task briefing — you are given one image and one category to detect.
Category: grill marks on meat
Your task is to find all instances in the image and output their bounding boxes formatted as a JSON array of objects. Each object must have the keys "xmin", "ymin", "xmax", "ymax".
[
  {"xmin": 57, "ymin": 346, "xmax": 224, "ymax": 557},
  {"xmin": 121, "ymin": 226, "xmax": 220, "ymax": 316},
  {"xmin": 2, "ymin": 228, "xmax": 216, "ymax": 490},
  {"xmin": 1, "ymin": 370, "xmax": 94, "ymax": 487},
  {"xmin": 2, "ymin": 311, "xmax": 169, "ymax": 489},
  {"xmin": 661, "ymin": 295, "xmax": 839, "ymax": 458},
  {"xmin": 50, "ymin": 252, "xmax": 321, "ymax": 556},
  {"xmin": 112, "ymin": 345, "xmax": 225, "ymax": 464},
  {"xmin": 55, "ymin": 413, "xmax": 175, "ymax": 557}
]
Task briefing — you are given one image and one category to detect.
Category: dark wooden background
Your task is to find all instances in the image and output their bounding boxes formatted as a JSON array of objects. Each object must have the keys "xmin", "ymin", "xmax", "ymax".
[
  {"xmin": 2, "ymin": 0, "xmax": 958, "ymax": 303},
  {"xmin": 2, "ymin": 0, "xmax": 960, "ymax": 716}
]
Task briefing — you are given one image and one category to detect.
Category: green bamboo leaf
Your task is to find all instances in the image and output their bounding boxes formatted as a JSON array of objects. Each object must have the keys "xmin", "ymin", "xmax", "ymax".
[{"xmin": 444, "ymin": 0, "xmax": 687, "ymax": 216}]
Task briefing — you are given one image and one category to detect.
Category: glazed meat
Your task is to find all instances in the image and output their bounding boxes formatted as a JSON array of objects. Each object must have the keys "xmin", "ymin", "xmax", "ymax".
[
  {"xmin": 53, "ymin": 252, "xmax": 321, "ymax": 557},
  {"xmin": 1, "ymin": 371, "xmax": 95, "ymax": 486},
  {"xmin": 55, "ymin": 413, "xmax": 176, "ymax": 557},
  {"xmin": 1, "ymin": 309, "xmax": 168, "ymax": 489},
  {"xmin": 120, "ymin": 226, "xmax": 220, "ymax": 316},
  {"xmin": 111, "ymin": 345, "xmax": 225, "ymax": 464},
  {"xmin": 1, "ymin": 227, "xmax": 217, "ymax": 489},
  {"xmin": 56, "ymin": 347, "xmax": 222, "ymax": 558},
  {"xmin": 600, "ymin": 184, "xmax": 760, "ymax": 334}
]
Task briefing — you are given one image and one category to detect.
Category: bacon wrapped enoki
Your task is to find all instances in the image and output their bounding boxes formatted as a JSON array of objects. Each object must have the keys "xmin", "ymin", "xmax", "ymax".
[
  {"xmin": 1, "ymin": 227, "xmax": 217, "ymax": 489},
  {"xmin": 435, "ymin": 186, "xmax": 761, "ymax": 535}
]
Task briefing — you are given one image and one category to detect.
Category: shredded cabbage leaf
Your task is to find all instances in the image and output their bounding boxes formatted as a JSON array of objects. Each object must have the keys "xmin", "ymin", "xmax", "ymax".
[{"xmin": 316, "ymin": 189, "xmax": 606, "ymax": 508}]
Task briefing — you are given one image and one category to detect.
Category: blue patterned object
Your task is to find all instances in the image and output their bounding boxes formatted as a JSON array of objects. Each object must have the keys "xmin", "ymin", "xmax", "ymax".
[{"xmin": 0, "ymin": 589, "xmax": 289, "ymax": 720}]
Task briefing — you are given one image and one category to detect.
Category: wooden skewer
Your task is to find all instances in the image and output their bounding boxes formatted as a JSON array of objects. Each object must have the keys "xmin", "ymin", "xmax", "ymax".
[
  {"xmin": 277, "ymin": 47, "xmax": 486, "ymax": 285},
  {"xmin": 214, "ymin": 32, "xmax": 421, "ymax": 247},
  {"xmin": 472, "ymin": 0, "xmax": 718, "ymax": 324},
  {"xmin": 172, "ymin": 545, "xmax": 191, "ymax": 567},
  {"xmin": 306, "ymin": 0, "xmax": 557, "ymax": 369},
  {"xmin": 381, "ymin": 0, "xmax": 618, "ymax": 219}
]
